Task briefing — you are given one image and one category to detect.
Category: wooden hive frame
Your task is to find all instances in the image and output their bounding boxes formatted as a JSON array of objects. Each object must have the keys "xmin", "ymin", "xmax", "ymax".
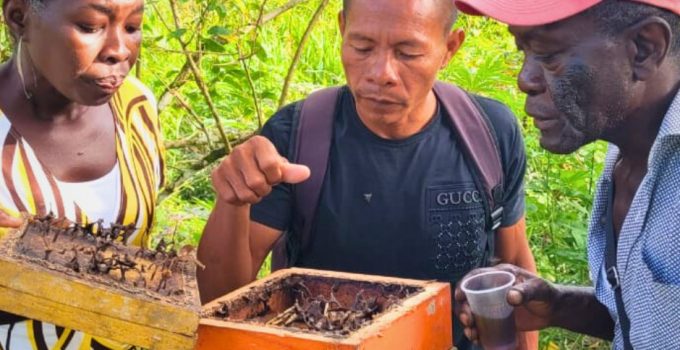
[
  {"xmin": 197, "ymin": 268, "xmax": 453, "ymax": 350},
  {"xmin": 0, "ymin": 218, "xmax": 200, "ymax": 350}
]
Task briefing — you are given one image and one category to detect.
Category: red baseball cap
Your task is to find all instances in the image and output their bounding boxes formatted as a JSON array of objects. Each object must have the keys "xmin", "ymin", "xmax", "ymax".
[{"xmin": 454, "ymin": 0, "xmax": 680, "ymax": 26}]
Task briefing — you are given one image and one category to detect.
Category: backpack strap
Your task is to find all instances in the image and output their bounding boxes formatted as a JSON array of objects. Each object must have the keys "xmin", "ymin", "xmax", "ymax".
[
  {"xmin": 433, "ymin": 81, "xmax": 505, "ymax": 232},
  {"xmin": 270, "ymin": 87, "xmax": 341, "ymax": 271}
]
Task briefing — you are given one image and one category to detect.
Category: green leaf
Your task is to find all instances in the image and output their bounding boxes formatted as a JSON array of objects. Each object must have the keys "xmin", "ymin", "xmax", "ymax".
[
  {"xmin": 203, "ymin": 38, "xmax": 226, "ymax": 53},
  {"xmin": 253, "ymin": 41, "xmax": 268, "ymax": 61},
  {"xmin": 170, "ymin": 28, "xmax": 187, "ymax": 40},
  {"xmin": 208, "ymin": 26, "xmax": 231, "ymax": 37}
]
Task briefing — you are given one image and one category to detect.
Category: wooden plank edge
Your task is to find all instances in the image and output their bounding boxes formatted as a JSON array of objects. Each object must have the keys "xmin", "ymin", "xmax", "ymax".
[
  {"xmin": 0, "ymin": 257, "xmax": 199, "ymax": 335},
  {"xmin": 0, "ymin": 285, "xmax": 197, "ymax": 350}
]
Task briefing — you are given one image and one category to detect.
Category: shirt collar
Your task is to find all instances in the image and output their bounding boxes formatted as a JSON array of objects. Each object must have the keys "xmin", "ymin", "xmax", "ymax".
[
  {"xmin": 656, "ymin": 88, "xmax": 680, "ymax": 139},
  {"xmin": 601, "ymin": 143, "xmax": 620, "ymax": 182}
]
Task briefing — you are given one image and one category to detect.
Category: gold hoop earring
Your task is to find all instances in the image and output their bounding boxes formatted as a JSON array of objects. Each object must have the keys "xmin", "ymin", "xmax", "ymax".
[{"xmin": 16, "ymin": 36, "xmax": 33, "ymax": 100}]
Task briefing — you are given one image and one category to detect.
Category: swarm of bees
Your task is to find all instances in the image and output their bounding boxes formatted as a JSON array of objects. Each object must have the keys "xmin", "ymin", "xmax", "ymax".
[
  {"xmin": 16, "ymin": 213, "xmax": 202, "ymax": 298},
  {"xmin": 263, "ymin": 283, "xmax": 385, "ymax": 335},
  {"xmin": 208, "ymin": 277, "xmax": 421, "ymax": 337}
]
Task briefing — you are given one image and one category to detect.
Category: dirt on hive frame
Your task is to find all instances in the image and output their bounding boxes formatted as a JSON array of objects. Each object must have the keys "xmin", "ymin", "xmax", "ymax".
[
  {"xmin": 202, "ymin": 273, "xmax": 424, "ymax": 337},
  {"xmin": 0, "ymin": 213, "xmax": 200, "ymax": 308}
]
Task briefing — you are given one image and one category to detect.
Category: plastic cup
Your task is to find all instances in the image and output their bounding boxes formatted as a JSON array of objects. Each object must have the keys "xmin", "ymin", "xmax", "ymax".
[{"xmin": 461, "ymin": 270, "xmax": 517, "ymax": 350}]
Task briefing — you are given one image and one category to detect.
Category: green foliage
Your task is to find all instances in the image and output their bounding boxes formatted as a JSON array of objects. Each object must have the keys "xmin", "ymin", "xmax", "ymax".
[
  {"xmin": 140, "ymin": 0, "xmax": 349, "ymax": 250},
  {"xmin": 0, "ymin": 16, "xmax": 11, "ymax": 61},
  {"xmin": 0, "ymin": 1, "xmax": 610, "ymax": 348}
]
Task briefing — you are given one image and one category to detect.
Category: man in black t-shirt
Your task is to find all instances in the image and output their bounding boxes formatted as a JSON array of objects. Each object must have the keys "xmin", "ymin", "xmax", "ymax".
[{"xmin": 198, "ymin": 0, "xmax": 537, "ymax": 348}]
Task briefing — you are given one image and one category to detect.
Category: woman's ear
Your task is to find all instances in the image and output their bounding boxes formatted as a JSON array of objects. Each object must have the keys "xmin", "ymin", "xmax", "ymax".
[
  {"xmin": 3, "ymin": 0, "xmax": 30, "ymax": 39},
  {"xmin": 625, "ymin": 16, "xmax": 672, "ymax": 81}
]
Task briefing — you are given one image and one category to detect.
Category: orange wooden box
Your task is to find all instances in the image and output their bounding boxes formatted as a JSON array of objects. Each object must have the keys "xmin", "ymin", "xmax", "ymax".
[{"xmin": 197, "ymin": 268, "xmax": 452, "ymax": 350}]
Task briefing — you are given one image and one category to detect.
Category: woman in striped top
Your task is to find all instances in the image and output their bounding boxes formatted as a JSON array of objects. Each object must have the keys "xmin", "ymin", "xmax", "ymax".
[{"xmin": 0, "ymin": 0, "xmax": 164, "ymax": 349}]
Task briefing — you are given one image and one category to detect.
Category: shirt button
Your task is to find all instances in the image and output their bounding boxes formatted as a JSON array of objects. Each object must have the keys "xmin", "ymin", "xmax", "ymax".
[{"xmin": 600, "ymin": 216, "xmax": 607, "ymax": 226}]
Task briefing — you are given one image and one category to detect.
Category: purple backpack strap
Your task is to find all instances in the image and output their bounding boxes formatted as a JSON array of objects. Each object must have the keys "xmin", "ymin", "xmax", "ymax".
[
  {"xmin": 270, "ymin": 87, "xmax": 341, "ymax": 271},
  {"xmin": 433, "ymin": 81, "xmax": 504, "ymax": 230}
]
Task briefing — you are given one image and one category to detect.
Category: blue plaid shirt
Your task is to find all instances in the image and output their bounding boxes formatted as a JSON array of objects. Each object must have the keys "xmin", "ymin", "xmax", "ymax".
[{"xmin": 588, "ymin": 90, "xmax": 680, "ymax": 349}]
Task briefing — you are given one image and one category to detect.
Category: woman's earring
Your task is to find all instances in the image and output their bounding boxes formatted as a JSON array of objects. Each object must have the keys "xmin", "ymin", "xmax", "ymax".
[{"xmin": 16, "ymin": 36, "xmax": 33, "ymax": 100}]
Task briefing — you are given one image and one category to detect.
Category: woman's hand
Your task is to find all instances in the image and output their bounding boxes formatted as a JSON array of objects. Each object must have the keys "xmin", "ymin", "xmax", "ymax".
[{"xmin": 0, "ymin": 210, "xmax": 22, "ymax": 228}]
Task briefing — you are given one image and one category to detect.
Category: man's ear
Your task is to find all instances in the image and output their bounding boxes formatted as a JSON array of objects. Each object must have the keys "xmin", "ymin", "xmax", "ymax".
[
  {"xmin": 338, "ymin": 10, "xmax": 346, "ymax": 36},
  {"xmin": 625, "ymin": 16, "xmax": 672, "ymax": 81},
  {"xmin": 441, "ymin": 28, "xmax": 465, "ymax": 70},
  {"xmin": 3, "ymin": 0, "xmax": 29, "ymax": 39}
]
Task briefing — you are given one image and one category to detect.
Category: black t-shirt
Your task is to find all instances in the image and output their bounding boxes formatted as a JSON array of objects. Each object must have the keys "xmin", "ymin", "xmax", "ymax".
[{"xmin": 251, "ymin": 86, "xmax": 526, "ymax": 348}]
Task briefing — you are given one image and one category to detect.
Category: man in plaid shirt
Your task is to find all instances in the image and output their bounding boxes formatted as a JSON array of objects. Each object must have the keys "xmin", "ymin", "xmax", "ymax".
[{"xmin": 454, "ymin": 0, "xmax": 680, "ymax": 348}]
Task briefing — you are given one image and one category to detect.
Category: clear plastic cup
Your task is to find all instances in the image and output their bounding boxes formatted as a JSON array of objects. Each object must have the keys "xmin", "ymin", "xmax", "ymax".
[{"xmin": 461, "ymin": 270, "xmax": 517, "ymax": 350}]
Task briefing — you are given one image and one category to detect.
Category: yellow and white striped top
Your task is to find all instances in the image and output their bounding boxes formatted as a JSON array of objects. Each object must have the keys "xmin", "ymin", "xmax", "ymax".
[{"xmin": 0, "ymin": 77, "xmax": 165, "ymax": 350}]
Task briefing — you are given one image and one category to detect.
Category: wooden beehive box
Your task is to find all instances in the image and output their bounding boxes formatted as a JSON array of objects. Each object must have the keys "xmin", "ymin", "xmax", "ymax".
[
  {"xmin": 0, "ymin": 215, "xmax": 200, "ymax": 349},
  {"xmin": 198, "ymin": 268, "xmax": 453, "ymax": 350}
]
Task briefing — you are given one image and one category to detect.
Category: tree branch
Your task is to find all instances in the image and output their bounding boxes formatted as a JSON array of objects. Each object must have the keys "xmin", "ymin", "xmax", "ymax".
[
  {"xmin": 238, "ymin": 0, "xmax": 269, "ymax": 129},
  {"xmin": 148, "ymin": 67, "xmax": 213, "ymax": 148},
  {"xmin": 238, "ymin": 45, "xmax": 264, "ymax": 130},
  {"xmin": 157, "ymin": 59, "xmax": 193, "ymax": 112},
  {"xmin": 164, "ymin": 134, "xmax": 208, "ymax": 149},
  {"xmin": 168, "ymin": 0, "xmax": 232, "ymax": 153},
  {"xmin": 159, "ymin": 131, "xmax": 257, "ymax": 201},
  {"xmin": 278, "ymin": 0, "xmax": 331, "ymax": 109},
  {"xmin": 151, "ymin": 0, "xmax": 309, "ymax": 116},
  {"xmin": 262, "ymin": 0, "xmax": 309, "ymax": 23},
  {"xmin": 235, "ymin": 0, "xmax": 311, "ymax": 36}
]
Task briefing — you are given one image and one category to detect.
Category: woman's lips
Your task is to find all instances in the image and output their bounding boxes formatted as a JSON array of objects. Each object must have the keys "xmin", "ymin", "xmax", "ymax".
[{"xmin": 91, "ymin": 76, "xmax": 123, "ymax": 93}]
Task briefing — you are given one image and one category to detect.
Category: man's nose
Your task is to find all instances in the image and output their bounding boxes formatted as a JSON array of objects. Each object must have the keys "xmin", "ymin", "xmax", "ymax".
[
  {"xmin": 366, "ymin": 51, "xmax": 399, "ymax": 87},
  {"xmin": 517, "ymin": 57, "xmax": 546, "ymax": 96}
]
